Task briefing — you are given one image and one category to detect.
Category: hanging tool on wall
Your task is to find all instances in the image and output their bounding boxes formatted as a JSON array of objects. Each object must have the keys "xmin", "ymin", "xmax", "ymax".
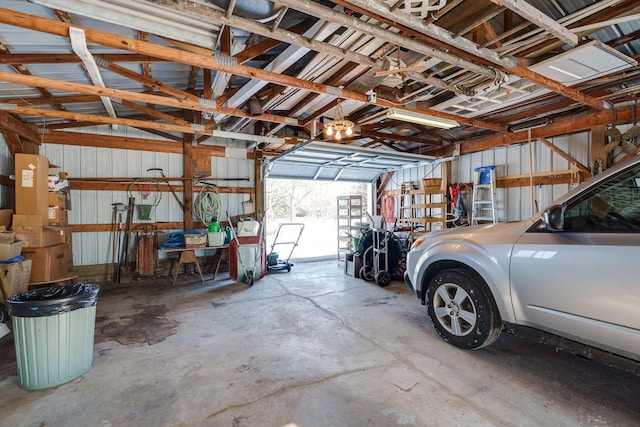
[
  {"xmin": 111, "ymin": 202, "xmax": 128, "ymax": 283},
  {"xmin": 147, "ymin": 168, "xmax": 186, "ymax": 212},
  {"xmin": 118, "ymin": 196, "xmax": 135, "ymax": 283}
]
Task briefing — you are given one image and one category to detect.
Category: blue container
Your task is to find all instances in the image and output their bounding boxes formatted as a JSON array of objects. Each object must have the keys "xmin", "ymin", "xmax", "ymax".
[{"xmin": 474, "ymin": 165, "xmax": 496, "ymax": 184}]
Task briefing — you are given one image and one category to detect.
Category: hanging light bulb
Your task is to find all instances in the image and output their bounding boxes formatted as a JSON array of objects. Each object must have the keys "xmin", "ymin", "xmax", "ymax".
[{"xmin": 324, "ymin": 100, "xmax": 354, "ymax": 140}]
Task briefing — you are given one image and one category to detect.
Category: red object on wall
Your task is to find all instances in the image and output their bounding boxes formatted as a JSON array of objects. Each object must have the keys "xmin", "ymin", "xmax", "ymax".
[{"xmin": 381, "ymin": 194, "xmax": 395, "ymax": 226}]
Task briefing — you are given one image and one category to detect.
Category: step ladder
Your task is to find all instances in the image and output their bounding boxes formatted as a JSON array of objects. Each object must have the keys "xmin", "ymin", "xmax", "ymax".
[
  {"xmin": 398, "ymin": 182, "xmax": 415, "ymax": 226},
  {"xmin": 472, "ymin": 166, "xmax": 497, "ymax": 225}
]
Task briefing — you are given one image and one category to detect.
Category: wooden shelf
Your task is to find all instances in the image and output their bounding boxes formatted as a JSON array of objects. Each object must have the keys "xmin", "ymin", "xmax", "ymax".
[{"xmin": 398, "ymin": 166, "xmax": 449, "ymax": 235}]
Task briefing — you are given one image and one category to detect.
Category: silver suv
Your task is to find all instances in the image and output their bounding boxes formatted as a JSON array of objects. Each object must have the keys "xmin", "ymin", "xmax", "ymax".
[{"xmin": 404, "ymin": 154, "xmax": 640, "ymax": 362}]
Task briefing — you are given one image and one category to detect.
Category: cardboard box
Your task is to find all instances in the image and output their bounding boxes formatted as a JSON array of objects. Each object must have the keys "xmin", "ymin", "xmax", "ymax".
[
  {"xmin": 13, "ymin": 213, "xmax": 47, "ymax": 227},
  {"xmin": 0, "ymin": 209, "xmax": 12, "ymax": 229},
  {"xmin": 185, "ymin": 234, "xmax": 206, "ymax": 249},
  {"xmin": 12, "ymin": 225, "xmax": 71, "ymax": 248},
  {"xmin": 0, "ymin": 231, "xmax": 15, "ymax": 244},
  {"xmin": 21, "ymin": 244, "xmax": 71, "ymax": 283},
  {"xmin": 0, "ymin": 240, "xmax": 25, "ymax": 260},
  {"xmin": 0, "ymin": 260, "xmax": 32, "ymax": 298},
  {"xmin": 15, "ymin": 154, "xmax": 49, "ymax": 217},
  {"xmin": 48, "ymin": 207, "xmax": 68, "ymax": 226},
  {"xmin": 48, "ymin": 193, "xmax": 66, "ymax": 209}
]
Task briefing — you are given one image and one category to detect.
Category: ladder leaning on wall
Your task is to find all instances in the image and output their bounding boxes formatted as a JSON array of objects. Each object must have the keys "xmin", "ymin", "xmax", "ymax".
[{"xmin": 471, "ymin": 166, "xmax": 497, "ymax": 225}]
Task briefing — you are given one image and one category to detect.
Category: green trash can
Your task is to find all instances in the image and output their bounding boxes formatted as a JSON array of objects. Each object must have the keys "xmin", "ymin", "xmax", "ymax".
[{"xmin": 7, "ymin": 284, "xmax": 100, "ymax": 390}]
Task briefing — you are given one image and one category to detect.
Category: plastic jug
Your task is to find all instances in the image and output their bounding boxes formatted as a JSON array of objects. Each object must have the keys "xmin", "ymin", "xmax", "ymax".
[{"xmin": 208, "ymin": 221, "xmax": 221, "ymax": 232}]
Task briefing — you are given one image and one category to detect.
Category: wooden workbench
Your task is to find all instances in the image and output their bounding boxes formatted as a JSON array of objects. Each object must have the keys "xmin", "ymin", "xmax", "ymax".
[{"xmin": 162, "ymin": 245, "xmax": 229, "ymax": 286}]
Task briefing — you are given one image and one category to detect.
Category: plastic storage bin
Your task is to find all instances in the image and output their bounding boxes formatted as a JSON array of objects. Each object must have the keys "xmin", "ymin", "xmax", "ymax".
[{"xmin": 7, "ymin": 284, "xmax": 100, "ymax": 390}]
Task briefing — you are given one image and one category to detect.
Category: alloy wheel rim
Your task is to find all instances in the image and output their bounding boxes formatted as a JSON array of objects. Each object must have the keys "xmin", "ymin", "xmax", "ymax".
[{"xmin": 433, "ymin": 283, "xmax": 477, "ymax": 336}]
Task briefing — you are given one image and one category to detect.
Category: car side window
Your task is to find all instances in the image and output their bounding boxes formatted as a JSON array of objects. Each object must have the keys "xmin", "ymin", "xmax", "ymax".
[{"xmin": 563, "ymin": 162, "xmax": 640, "ymax": 232}]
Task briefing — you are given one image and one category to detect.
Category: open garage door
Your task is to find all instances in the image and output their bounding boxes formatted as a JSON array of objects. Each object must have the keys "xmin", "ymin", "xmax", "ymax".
[
  {"xmin": 265, "ymin": 141, "xmax": 435, "ymax": 182},
  {"xmin": 264, "ymin": 141, "xmax": 436, "ymax": 261}
]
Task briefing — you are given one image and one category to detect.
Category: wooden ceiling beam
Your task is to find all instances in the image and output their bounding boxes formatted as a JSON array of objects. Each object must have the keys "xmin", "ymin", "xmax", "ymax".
[
  {"xmin": 0, "ymin": 7, "xmax": 505, "ymax": 132},
  {"xmin": 335, "ymin": 0, "xmax": 610, "ymax": 111},
  {"xmin": 0, "ymin": 110, "xmax": 40, "ymax": 144},
  {"xmin": 0, "ymin": 41, "xmax": 66, "ymax": 112},
  {"xmin": 0, "ymin": 129, "xmax": 24, "ymax": 154},
  {"xmin": 487, "ymin": 0, "xmax": 577, "ymax": 46},
  {"xmin": 5, "ymin": 94, "xmax": 100, "ymax": 105},
  {"xmin": 0, "ymin": 72, "xmax": 297, "ymax": 127},
  {"xmin": 234, "ymin": 18, "xmax": 315, "ymax": 65},
  {"xmin": 515, "ymin": 1, "xmax": 640, "ymax": 58},
  {"xmin": 0, "ymin": 53, "xmax": 163, "ymax": 64},
  {"xmin": 42, "ymin": 130, "xmax": 227, "ymax": 157},
  {"xmin": 115, "ymin": 99, "xmax": 192, "ymax": 126},
  {"xmin": 96, "ymin": 59, "xmax": 200, "ymax": 102},
  {"xmin": 432, "ymin": 103, "xmax": 640, "ymax": 157},
  {"xmin": 11, "ymin": 106, "xmax": 204, "ymax": 135}
]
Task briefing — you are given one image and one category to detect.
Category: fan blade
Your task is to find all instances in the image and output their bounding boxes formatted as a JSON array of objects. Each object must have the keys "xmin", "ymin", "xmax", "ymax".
[{"xmin": 622, "ymin": 125, "xmax": 640, "ymax": 140}]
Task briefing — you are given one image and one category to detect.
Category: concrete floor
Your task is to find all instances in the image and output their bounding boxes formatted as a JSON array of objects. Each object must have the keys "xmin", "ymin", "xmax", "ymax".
[{"xmin": 0, "ymin": 260, "xmax": 639, "ymax": 427}]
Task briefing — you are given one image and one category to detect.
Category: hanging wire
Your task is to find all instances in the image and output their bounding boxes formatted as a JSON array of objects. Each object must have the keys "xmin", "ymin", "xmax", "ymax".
[{"xmin": 194, "ymin": 183, "xmax": 222, "ymax": 226}]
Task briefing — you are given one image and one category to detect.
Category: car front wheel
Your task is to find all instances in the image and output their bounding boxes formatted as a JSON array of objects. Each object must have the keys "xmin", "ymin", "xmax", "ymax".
[{"xmin": 426, "ymin": 268, "xmax": 502, "ymax": 350}]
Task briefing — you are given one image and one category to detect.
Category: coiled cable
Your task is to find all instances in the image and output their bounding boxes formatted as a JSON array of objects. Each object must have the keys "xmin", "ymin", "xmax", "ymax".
[{"xmin": 194, "ymin": 184, "xmax": 222, "ymax": 226}]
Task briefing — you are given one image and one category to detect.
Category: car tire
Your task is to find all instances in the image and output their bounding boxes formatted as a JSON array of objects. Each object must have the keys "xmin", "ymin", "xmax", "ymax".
[{"xmin": 426, "ymin": 268, "xmax": 502, "ymax": 350}]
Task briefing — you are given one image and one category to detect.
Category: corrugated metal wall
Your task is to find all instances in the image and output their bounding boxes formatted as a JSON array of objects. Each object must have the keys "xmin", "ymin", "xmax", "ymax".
[
  {"xmin": 385, "ymin": 131, "xmax": 600, "ymax": 223},
  {"xmin": 0, "ymin": 135, "xmax": 14, "ymax": 211},
  {"xmin": 1, "ymin": 124, "xmax": 634, "ymax": 266},
  {"xmin": 37, "ymin": 126, "xmax": 253, "ymax": 267}
]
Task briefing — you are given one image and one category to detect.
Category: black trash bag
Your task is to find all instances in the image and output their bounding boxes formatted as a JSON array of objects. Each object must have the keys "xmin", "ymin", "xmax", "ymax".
[{"xmin": 7, "ymin": 284, "xmax": 100, "ymax": 318}]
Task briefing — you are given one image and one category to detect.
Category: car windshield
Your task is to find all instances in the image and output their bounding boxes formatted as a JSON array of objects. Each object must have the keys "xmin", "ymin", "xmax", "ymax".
[{"xmin": 563, "ymin": 161, "xmax": 640, "ymax": 232}]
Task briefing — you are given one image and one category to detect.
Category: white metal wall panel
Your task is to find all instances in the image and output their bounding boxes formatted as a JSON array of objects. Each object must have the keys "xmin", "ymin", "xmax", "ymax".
[
  {"xmin": 383, "ymin": 133, "xmax": 597, "ymax": 225},
  {"xmin": 40, "ymin": 126, "xmax": 253, "ymax": 266},
  {"xmin": 0, "ymin": 135, "xmax": 14, "ymax": 210},
  {"xmin": 505, "ymin": 145, "xmax": 522, "ymax": 222}
]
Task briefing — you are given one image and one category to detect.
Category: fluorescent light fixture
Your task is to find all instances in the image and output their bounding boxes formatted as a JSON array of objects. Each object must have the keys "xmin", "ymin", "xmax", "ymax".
[
  {"xmin": 547, "ymin": 65, "xmax": 583, "ymax": 80},
  {"xmin": 386, "ymin": 109, "xmax": 458, "ymax": 129}
]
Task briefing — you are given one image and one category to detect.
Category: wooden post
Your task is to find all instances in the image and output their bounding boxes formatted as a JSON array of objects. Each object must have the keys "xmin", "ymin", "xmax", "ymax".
[
  {"xmin": 591, "ymin": 125, "xmax": 607, "ymax": 170},
  {"xmin": 254, "ymin": 149, "xmax": 264, "ymax": 224},
  {"xmin": 183, "ymin": 114, "xmax": 194, "ymax": 231}
]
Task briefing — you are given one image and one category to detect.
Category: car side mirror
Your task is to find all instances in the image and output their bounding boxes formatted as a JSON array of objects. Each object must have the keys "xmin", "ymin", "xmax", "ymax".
[{"xmin": 542, "ymin": 205, "xmax": 565, "ymax": 231}]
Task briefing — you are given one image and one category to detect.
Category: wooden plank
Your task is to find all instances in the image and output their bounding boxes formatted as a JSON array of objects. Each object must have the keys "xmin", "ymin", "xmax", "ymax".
[
  {"xmin": 537, "ymin": 137, "xmax": 591, "ymax": 177},
  {"xmin": 0, "ymin": 75, "xmax": 296, "ymax": 127},
  {"xmin": 0, "ymin": 110, "xmax": 40, "ymax": 144},
  {"xmin": 0, "ymin": 7, "xmax": 505, "ymax": 133},
  {"xmin": 490, "ymin": 0, "xmax": 577, "ymax": 46},
  {"xmin": 183, "ymin": 123, "xmax": 194, "ymax": 231},
  {"xmin": 43, "ymin": 127, "xmax": 245, "ymax": 159},
  {"xmin": 431, "ymin": 103, "xmax": 640, "ymax": 157},
  {"xmin": 68, "ymin": 181, "xmax": 252, "ymax": 194}
]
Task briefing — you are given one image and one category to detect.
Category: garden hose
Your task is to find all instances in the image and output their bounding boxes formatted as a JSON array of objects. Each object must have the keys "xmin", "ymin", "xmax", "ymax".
[{"xmin": 194, "ymin": 184, "xmax": 222, "ymax": 226}]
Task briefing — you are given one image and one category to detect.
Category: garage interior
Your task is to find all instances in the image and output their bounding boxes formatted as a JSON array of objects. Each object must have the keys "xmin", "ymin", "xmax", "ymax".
[{"xmin": 0, "ymin": 0, "xmax": 639, "ymax": 425}]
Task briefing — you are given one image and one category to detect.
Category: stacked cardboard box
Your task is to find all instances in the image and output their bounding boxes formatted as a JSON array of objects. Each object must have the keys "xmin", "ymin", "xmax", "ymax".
[
  {"xmin": 0, "ymin": 260, "xmax": 32, "ymax": 299},
  {"xmin": 12, "ymin": 154, "xmax": 73, "ymax": 283},
  {"xmin": 0, "ymin": 222, "xmax": 30, "ymax": 298}
]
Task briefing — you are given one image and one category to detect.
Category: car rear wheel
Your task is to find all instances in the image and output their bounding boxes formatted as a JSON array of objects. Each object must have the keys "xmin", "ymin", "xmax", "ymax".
[{"xmin": 426, "ymin": 268, "xmax": 502, "ymax": 350}]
